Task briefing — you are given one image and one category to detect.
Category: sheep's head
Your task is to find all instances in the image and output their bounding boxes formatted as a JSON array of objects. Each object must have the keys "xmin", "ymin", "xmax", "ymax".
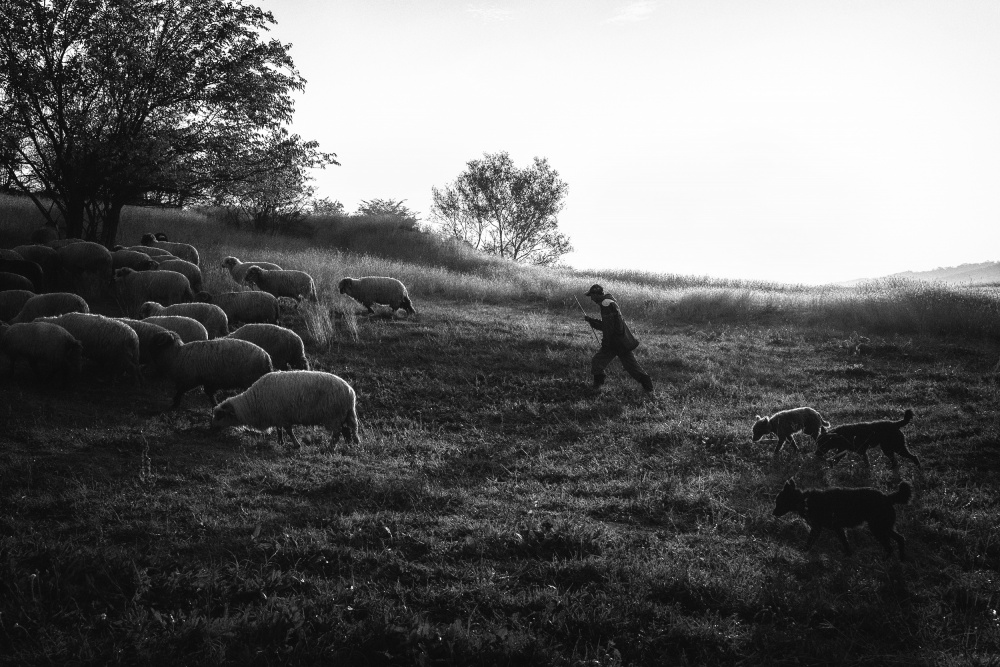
[
  {"xmin": 154, "ymin": 232, "xmax": 169, "ymax": 241},
  {"xmin": 244, "ymin": 266, "xmax": 263, "ymax": 284},
  {"xmin": 221, "ymin": 257, "xmax": 238, "ymax": 269},
  {"xmin": 337, "ymin": 278, "xmax": 352, "ymax": 294},
  {"xmin": 751, "ymin": 416, "xmax": 770, "ymax": 441},
  {"xmin": 195, "ymin": 291, "xmax": 213, "ymax": 303},
  {"xmin": 140, "ymin": 233, "xmax": 156, "ymax": 245},
  {"xmin": 211, "ymin": 401, "xmax": 241, "ymax": 429},
  {"xmin": 138, "ymin": 301, "xmax": 162, "ymax": 318},
  {"xmin": 114, "ymin": 267, "xmax": 135, "ymax": 280},
  {"xmin": 772, "ymin": 479, "xmax": 804, "ymax": 517}
]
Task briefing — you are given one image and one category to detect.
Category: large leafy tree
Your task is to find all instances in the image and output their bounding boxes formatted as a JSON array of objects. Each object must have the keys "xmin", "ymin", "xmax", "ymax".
[
  {"xmin": 0, "ymin": 0, "xmax": 336, "ymax": 245},
  {"xmin": 430, "ymin": 151, "xmax": 571, "ymax": 266}
]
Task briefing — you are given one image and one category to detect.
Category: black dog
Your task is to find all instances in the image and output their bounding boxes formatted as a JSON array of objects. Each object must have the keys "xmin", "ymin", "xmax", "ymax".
[
  {"xmin": 772, "ymin": 478, "xmax": 912, "ymax": 559},
  {"xmin": 815, "ymin": 409, "xmax": 920, "ymax": 468}
]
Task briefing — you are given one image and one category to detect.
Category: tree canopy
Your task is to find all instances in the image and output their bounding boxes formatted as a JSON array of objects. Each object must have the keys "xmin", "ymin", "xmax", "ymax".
[
  {"xmin": 0, "ymin": 0, "xmax": 336, "ymax": 245},
  {"xmin": 430, "ymin": 151, "xmax": 571, "ymax": 266}
]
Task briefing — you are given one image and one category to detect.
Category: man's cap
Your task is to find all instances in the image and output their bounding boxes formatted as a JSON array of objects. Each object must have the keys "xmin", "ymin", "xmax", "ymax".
[{"xmin": 584, "ymin": 284, "xmax": 604, "ymax": 297}]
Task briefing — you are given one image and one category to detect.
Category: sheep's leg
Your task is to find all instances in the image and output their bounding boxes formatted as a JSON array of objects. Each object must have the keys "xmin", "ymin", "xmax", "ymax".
[
  {"xmin": 285, "ymin": 426, "xmax": 302, "ymax": 449},
  {"xmin": 203, "ymin": 385, "xmax": 217, "ymax": 406}
]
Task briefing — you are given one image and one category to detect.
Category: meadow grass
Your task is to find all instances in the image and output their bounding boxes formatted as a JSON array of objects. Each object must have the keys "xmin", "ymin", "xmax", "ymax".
[{"xmin": 1, "ymin": 199, "xmax": 999, "ymax": 664}]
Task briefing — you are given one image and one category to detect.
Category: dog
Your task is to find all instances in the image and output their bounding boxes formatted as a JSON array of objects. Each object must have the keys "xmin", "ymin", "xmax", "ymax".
[
  {"xmin": 815, "ymin": 409, "xmax": 920, "ymax": 468},
  {"xmin": 751, "ymin": 407, "xmax": 830, "ymax": 456},
  {"xmin": 772, "ymin": 478, "xmax": 911, "ymax": 559}
]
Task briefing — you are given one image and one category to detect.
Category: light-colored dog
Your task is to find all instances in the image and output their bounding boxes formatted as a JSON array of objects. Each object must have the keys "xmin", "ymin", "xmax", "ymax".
[{"xmin": 752, "ymin": 407, "xmax": 830, "ymax": 456}]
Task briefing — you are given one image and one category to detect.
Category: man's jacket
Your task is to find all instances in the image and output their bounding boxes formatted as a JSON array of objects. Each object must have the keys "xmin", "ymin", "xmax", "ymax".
[{"xmin": 585, "ymin": 293, "xmax": 639, "ymax": 352}]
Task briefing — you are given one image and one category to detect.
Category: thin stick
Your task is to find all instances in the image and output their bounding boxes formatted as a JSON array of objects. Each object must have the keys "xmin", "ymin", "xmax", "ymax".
[{"xmin": 575, "ymin": 296, "xmax": 601, "ymax": 345}]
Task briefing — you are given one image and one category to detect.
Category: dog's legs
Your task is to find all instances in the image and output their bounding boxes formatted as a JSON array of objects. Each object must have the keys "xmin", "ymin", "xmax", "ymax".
[
  {"xmin": 772, "ymin": 437, "xmax": 785, "ymax": 457},
  {"xmin": 890, "ymin": 529, "xmax": 907, "ymax": 561},
  {"xmin": 897, "ymin": 447, "xmax": 921, "ymax": 468},
  {"xmin": 805, "ymin": 526, "xmax": 824, "ymax": 551},
  {"xmin": 834, "ymin": 528, "xmax": 853, "ymax": 555}
]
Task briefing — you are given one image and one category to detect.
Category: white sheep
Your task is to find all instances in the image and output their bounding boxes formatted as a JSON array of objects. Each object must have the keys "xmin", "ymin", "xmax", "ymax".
[
  {"xmin": 35, "ymin": 312, "xmax": 142, "ymax": 385},
  {"xmin": 212, "ymin": 370, "xmax": 360, "ymax": 449},
  {"xmin": 155, "ymin": 258, "xmax": 203, "ymax": 293},
  {"xmin": 148, "ymin": 333, "xmax": 273, "ymax": 408},
  {"xmin": 116, "ymin": 318, "xmax": 177, "ymax": 365},
  {"xmin": 0, "ymin": 289, "xmax": 35, "ymax": 322},
  {"xmin": 221, "ymin": 256, "xmax": 283, "ymax": 285},
  {"xmin": 11, "ymin": 292, "xmax": 90, "ymax": 323},
  {"xmin": 114, "ymin": 268, "xmax": 194, "ymax": 316},
  {"xmin": 124, "ymin": 244, "xmax": 176, "ymax": 260},
  {"xmin": 0, "ymin": 321, "xmax": 83, "ymax": 382},
  {"xmin": 338, "ymin": 276, "xmax": 416, "ymax": 316},
  {"xmin": 13, "ymin": 244, "xmax": 59, "ymax": 287},
  {"xmin": 199, "ymin": 290, "xmax": 279, "ymax": 326},
  {"xmin": 111, "ymin": 249, "xmax": 158, "ymax": 272},
  {"xmin": 140, "ymin": 233, "xmax": 200, "ymax": 266},
  {"xmin": 55, "ymin": 241, "xmax": 113, "ymax": 281},
  {"xmin": 228, "ymin": 323, "xmax": 309, "ymax": 370},
  {"xmin": 0, "ymin": 271, "xmax": 34, "ymax": 292},
  {"xmin": 140, "ymin": 301, "xmax": 228, "ymax": 338},
  {"xmin": 141, "ymin": 315, "xmax": 209, "ymax": 343},
  {"xmin": 244, "ymin": 265, "xmax": 318, "ymax": 302}
]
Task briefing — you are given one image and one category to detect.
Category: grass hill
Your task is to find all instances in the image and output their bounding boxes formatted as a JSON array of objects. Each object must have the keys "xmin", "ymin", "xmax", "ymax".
[
  {"xmin": 1, "ymin": 198, "xmax": 999, "ymax": 665},
  {"xmin": 840, "ymin": 260, "xmax": 1000, "ymax": 287}
]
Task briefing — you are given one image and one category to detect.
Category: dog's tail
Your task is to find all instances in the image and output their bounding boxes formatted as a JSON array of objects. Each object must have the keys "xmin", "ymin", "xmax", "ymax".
[
  {"xmin": 888, "ymin": 481, "xmax": 912, "ymax": 505},
  {"xmin": 894, "ymin": 408, "xmax": 914, "ymax": 429}
]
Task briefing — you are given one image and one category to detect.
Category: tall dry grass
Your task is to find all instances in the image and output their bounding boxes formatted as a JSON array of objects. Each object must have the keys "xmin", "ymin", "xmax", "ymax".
[{"xmin": 1, "ymin": 195, "xmax": 998, "ymax": 338}]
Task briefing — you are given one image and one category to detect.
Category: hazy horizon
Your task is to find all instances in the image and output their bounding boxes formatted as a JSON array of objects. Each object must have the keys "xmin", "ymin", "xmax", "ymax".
[{"xmin": 260, "ymin": 0, "xmax": 1000, "ymax": 286}]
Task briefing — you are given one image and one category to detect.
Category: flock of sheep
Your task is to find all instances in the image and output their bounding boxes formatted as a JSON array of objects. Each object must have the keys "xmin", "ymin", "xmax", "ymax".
[{"xmin": 0, "ymin": 231, "xmax": 418, "ymax": 448}]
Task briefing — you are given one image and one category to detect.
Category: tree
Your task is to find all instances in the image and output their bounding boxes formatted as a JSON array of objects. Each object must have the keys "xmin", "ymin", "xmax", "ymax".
[
  {"xmin": 356, "ymin": 198, "xmax": 420, "ymax": 229},
  {"xmin": 430, "ymin": 151, "xmax": 571, "ymax": 265},
  {"xmin": 0, "ymin": 0, "xmax": 337, "ymax": 245}
]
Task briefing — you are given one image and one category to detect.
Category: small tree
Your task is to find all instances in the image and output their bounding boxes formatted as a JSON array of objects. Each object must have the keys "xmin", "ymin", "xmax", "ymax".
[
  {"xmin": 430, "ymin": 151, "xmax": 571, "ymax": 265},
  {"xmin": 356, "ymin": 198, "xmax": 420, "ymax": 229}
]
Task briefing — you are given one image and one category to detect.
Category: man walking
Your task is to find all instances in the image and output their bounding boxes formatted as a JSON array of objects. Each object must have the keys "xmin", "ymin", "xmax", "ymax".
[{"xmin": 582, "ymin": 284, "xmax": 654, "ymax": 393}]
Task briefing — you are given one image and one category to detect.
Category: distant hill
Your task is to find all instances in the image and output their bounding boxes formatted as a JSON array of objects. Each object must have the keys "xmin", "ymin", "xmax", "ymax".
[{"xmin": 839, "ymin": 261, "xmax": 1000, "ymax": 286}]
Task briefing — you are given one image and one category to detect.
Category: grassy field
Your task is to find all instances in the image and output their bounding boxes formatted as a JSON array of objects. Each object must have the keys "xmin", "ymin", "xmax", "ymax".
[{"xmin": 1, "ymin": 201, "xmax": 999, "ymax": 665}]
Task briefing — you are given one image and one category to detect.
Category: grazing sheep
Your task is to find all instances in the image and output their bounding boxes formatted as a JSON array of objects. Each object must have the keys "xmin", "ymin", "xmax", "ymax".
[
  {"xmin": 55, "ymin": 241, "xmax": 113, "ymax": 279},
  {"xmin": 212, "ymin": 370, "xmax": 360, "ymax": 449},
  {"xmin": 35, "ymin": 312, "xmax": 142, "ymax": 385},
  {"xmin": 0, "ymin": 249, "xmax": 22, "ymax": 260},
  {"xmin": 140, "ymin": 233, "xmax": 199, "ymax": 265},
  {"xmin": 111, "ymin": 249, "xmax": 159, "ymax": 272},
  {"xmin": 13, "ymin": 245, "xmax": 59, "ymax": 288},
  {"xmin": 244, "ymin": 265, "xmax": 318, "ymax": 302},
  {"xmin": 338, "ymin": 276, "xmax": 415, "ymax": 316},
  {"xmin": 228, "ymin": 323, "xmax": 309, "ymax": 370},
  {"xmin": 116, "ymin": 318, "xmax": 177, "ymax": 364},
  {"xmin": 11, "ymin": 292, "xmax": 90, "ymax": 323},
  {"xmin": 114, "ymin": 268, "xmax": 194, "ymax": 316},
  {"xmin": 198, "ymin": 290, "xmax": 279, "ymax": 326},
  {"xmin": 123, "ymin": 244, "xmax": 176, "ymax": 260},
  {"xmin": 140, "ymin": 301, "xmax": 228, "ymax": 338},
  {"xmin": 148, "ymin": 333, "xmax": 273, "ymax": 408},
  {"xmin": 0, "ymin": 321, "xmax": 83, "ymax": 382},
  {"xmin": 0, "ymin": 290, "xmax": 35, "ymax": 322},
  {"xmin": 0, "ymin": 271, "xmax": 34, "ymax": 292},
  {"xmin": 155, "ymin": 258, "xmax": 203, "ymax": 293},
  {"xmin": 29, "ymin": 225, "xmax": 59, "ymax": 245},
  {"xmin": 141, "ymin": 315, "xmax": 209, "ymax": 343},
  {"xmin": 221, "ymin": 256, "xmax": 283, "ymax": 285},
  {"xmin": 0, "ymin": 259, "xmax": 45, "ymax": 292}
]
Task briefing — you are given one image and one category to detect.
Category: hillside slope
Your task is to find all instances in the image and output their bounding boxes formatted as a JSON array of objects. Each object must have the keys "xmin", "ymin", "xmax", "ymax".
[{"xmin": 840, "ymin": 260, "xmax": 1000, "ymax": 286}]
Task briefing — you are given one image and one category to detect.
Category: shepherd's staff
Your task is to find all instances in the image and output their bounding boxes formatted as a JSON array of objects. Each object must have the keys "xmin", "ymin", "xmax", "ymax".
[{"xmin": 574, "ymin": 296, "xmax": 601, "ymax": 345}]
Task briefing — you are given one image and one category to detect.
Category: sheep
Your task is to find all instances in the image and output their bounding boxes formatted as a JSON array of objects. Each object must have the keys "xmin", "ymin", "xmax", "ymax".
[
  {"xmin": 221, "ymin": 256, "xmax": 283, "ymax": 285},
  {"xmin": 35, "ymin": 312, "xmax": 142, "ymax": 385},
  {"xmin": 111, "ymin": 249, "xmax": 158, "ymax": 272},
  {"xmin": 139, "ymin": 233, "xmax": 199, "ymax": 266},
  {"xmin": 212, "ymin": 370, "xmax": 360, "ymax": 449},
  {"xmin": 228, "ymin": 323, "xmax": 309, "ymax": 370},
  {"xmin": 29, "ymin": 225, "xmax": 59, "ymax": 245},
  {"xmin": 122, "ymin": 244, "xmax": 176, "ymax": 260},
  {"xmin": 0, "ymin": 321, "xmax": 83, "ymax": 382},
  {"xmin": 338, "ymin": 276, "xmax": 416, "ymax": 316},
  {"xmin": 11, "ymin": 292, "xmax": 90, "ymax": 323},
  {"xmin": 141, "ymin": 315, "xmax": 209, "ymax": 343},
  {"xmin": 244, "ymin": 265, "xmax": 318, "ymax": 302},
  {"xmin": 0, "ymin": 259, "xmax": 45, "ymax": 292},
  {"xmin": 198, "ymin": 290, "xmax": 279, "ymax": 326},
  {"xmin": 0, "ymin": 249, "xmax": 22, "ymax": 260},
  {"xmin": 113, "ymin": 267, "xmax": 194, "ymax": 316},
  {"xmin": 0, "ymin": 271, "xmax": 34, "ymax": 292},
  {"xmin": 0, "ymin": 290, "xmax": 35, "ymax": 322},
  {"xmin": 13, "ymin": 245, "xmax": 59, "ymax": 289},
  {"xmin": 140, "ymin": 301, "xmax": 228, "ymax": 338},
  {"xmin": 48, "ymin": 238, "xmax": 85, "ymax": 249},
  {"xmin": 55, "ymin": 240, "xmax": 113, "ymax": 279},
  {"xmin": 115, "ymin": 318, "xmax": 177, "ymax": 365},
  {"xmin": 148, "ymin": 333, "xmax": 273, "ymax": 408},
  {"xmin": 155, "ymin": 258, "xmax": 203, "ymax": 293}
]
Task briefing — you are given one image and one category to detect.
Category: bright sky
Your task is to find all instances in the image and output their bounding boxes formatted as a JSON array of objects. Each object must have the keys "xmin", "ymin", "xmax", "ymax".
[{"xmin": 262, "ymin": 0, "xmax": 1000, "ymax": 285}]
